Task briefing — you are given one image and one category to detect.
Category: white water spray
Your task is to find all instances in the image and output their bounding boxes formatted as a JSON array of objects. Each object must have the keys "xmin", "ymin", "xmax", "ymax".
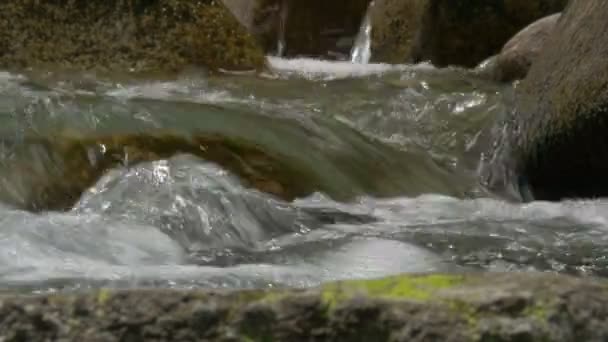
[
  {"xmin": 350, "ymin": 1, "xmax": 375, "ymax": 64},
  {"xmin": 276, "ymin": 0, "xmax": 288, "ymax": 57}
]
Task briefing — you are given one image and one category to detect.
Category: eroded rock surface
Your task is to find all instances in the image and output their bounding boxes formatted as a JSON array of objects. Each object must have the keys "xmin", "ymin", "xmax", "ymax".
[{"xmin": 0, "ymin": 273, "xmax": 606, "ymax": 341}]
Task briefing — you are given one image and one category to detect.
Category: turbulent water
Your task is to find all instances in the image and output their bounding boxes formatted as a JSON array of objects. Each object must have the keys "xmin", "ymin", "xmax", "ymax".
[
  {"xmin": 0, "ymin": 58, "xmax": 606, "ymax": 294},
  {"xmin": 350, "ymin": 1, "xmax": 375, "ymax": 64}
]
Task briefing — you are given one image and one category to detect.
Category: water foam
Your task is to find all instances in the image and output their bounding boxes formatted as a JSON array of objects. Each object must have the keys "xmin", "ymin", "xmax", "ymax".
[{"xmin": 266, "ymin": 56, "xmax": 434, "ymax": 81}]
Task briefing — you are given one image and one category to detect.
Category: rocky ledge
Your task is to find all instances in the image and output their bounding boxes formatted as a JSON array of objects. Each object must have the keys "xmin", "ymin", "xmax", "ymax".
[{"xmin": 1, "ymin": 272, "xmax": 607, "ymax": 341}]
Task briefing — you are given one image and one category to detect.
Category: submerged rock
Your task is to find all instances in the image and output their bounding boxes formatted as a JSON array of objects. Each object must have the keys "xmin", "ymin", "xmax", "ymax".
[
  {"xmin": 0, "ymin": 272, "xmax": 607, "ymax": 341},
  {"xmin": 482, "ymin": 0, "xmax": 608, "ymax": 201},
  {"xmin": 0, "ymin": 128, "xmax": 465, "ymax": 212},
  {"xmin": 490, "ymin": 13, "xmax": 561, "ymax": 82},
  {"xmin": 411, "ymin": 0, "xmax": 567, "ymax": 67},
  {"xmin": 0, "ymin": 0, "xmax": 265, "ymax": 73},
  {"xmin": 0, "ymin": 133, "xmax": 316, "ymax": 211}
]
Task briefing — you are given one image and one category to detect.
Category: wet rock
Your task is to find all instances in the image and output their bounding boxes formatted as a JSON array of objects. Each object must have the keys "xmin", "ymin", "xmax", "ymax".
[
  {"xmin": 411, "ymin": 0, "xmax": 567, "ymax": 68},
  {"xmin": 224, "ymin": 0, "xmax": 372, "ymax": 60},
  {"xmin": 0, "ymin": 0, "xmax": 265, "ymax": 73},
  {"xmin": 490, "ymin": 13, "xmax": 561, "ymax": 82},
  {"xmin": 481, "ymin": 0, "xmax": 608, "ymax": 201},
  {"xmin": 0, "ymin": 273, "xmax": 607, "ymax": 341},
  {"xmin": 0, "ymin": 129, "xmax": 463, "ymax": 212},
  {"xmin": 0, "ymin": 133, "xmax": 317, "ymax": 211}
]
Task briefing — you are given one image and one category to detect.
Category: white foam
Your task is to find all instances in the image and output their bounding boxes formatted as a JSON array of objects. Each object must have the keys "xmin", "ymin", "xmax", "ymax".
[
  {"xmin": 104, "ymin": 80, "xmax": 240, "ymax": 105},
  {"xmin": 266, "ymin": 56, "xmax": 434, "ymax": 81}
]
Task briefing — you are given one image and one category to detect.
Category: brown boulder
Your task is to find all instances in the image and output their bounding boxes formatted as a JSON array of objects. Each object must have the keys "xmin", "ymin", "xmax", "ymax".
[
  {"xmin": 481, "ymin": 0, "xmax": 608, "ymax": 201},
  {"xmin": 492, "ymin": 13, "xmax": 561, "ymax": 82}
]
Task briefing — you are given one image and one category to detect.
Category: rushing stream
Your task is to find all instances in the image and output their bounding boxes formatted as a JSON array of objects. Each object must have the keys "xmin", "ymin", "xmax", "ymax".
[{"xmin": 0, "ymin": 57, "xmax": 606, "ymax": 294}]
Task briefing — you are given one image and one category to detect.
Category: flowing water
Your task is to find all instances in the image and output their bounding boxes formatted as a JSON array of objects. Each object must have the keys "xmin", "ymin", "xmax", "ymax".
[
  {"xmin": 350, "ymin": 1, "xmax": 375, "ymax": 64},
  {"xmin": 0, "ymin": 57, "xmax": 607, "ymax": 295}
]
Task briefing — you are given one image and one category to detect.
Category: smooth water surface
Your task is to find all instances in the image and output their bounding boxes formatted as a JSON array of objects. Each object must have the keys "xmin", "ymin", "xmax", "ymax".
[{"xmin": 0, "ymin": 58, "xmax": 605, "ymax": 294}]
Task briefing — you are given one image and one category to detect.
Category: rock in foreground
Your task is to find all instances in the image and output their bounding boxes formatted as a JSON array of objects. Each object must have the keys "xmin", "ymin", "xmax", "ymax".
[
  {"xmin": 0, "ymin": 0, "xmax": 265, "ymax": 73},
  {"xmin": 1, "ymin": 273, "xmax": 607, "ymax": 341}
]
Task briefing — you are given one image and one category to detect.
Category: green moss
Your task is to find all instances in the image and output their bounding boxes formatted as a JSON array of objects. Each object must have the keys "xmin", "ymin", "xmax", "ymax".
[
  {"xmin": 370, "ymin": 0, "xmax": 429, "ymax": 64},
  {"xmin": 447, "ymin": 299, "xmax": 478, "ymax": 325},
  {"xmin": 321, "ymin": 274, "xmax": 466, "ymax": 308},
  {"xmin": 96, "ymin": 289, "xmax": 111, "ymax": 305},
  {"xmin": 523, "ymin": 301, "xmax": 550, "ymax": 321}
]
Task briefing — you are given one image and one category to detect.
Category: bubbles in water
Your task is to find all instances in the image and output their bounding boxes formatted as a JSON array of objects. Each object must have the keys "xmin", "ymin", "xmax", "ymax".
[{"xmin": 0, "ymin": 63, "xmax": 604, "ymax": 295}]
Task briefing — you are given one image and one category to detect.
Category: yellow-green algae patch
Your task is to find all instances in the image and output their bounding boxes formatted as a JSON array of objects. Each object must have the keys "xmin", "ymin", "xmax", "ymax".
[
  {"xmin": 96, "ymin": 289, "xmax": 111, "ymax": 306},
  {"xmin": 523, "ymin": 299, "xmax": 551, "ymax": 321},
  {"xmin": 321, "ymin": 274, "xmax": 466, "ymax": 308}
]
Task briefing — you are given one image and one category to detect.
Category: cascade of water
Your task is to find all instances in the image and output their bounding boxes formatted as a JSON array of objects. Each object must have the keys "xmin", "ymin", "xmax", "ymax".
[
  {"xmin": 276, "ymin": 0, "xmax": 288, "ymax": 57},
  {"xmin": 350, "ymin": 1, "xmax": 375, "ymax": 64}
]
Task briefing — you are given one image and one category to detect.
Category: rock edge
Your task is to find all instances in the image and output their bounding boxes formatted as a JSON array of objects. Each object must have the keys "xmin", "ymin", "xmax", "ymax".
[{"xmin": 1, "ymin": 272, "xmax": 607, "ymax": 341}]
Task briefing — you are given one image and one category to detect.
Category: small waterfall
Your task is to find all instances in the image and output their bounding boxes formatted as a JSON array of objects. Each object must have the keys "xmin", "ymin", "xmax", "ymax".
[
  {"xmin": 276, "ymin": 0, "xmax": 288, "ymax": 57},
  {"xmin": 350, "ymin": 1, "xmax": 375, "ymax": 64}
]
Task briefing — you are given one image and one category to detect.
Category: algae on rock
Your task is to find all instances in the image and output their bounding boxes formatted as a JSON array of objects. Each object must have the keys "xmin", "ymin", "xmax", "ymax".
[
  {"xmin": 369, "ymin": 0, "xmax": 429, "ymax": 64},
  {"xmin": 1, "ymin": 272, "xmax": 607, "ymax": 341},
  {"xmin": 0, "ymin": 0, "xmax": 266, "ymax": 73}
]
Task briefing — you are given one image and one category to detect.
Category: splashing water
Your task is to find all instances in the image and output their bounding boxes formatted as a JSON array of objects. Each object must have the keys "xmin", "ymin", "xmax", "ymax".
[
  {"xmin": 350, "ymin": 1, "xmax": 375, "ymax": 64},
  {"xmin": 275, "ymin": 0, "xmax": 288, "ymax": 57},
  {"xmin": 0, "ymin": 58, "xmax": 604, "ymax": 294}
]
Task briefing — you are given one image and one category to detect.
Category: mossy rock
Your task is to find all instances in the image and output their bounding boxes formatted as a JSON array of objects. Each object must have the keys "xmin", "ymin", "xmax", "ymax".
[
  {"xmin": 369, "ymin": 0, "xmax": 429, "ymax": 64},
  {"xmin": 411, "ymin": 0, "xmax": 568, "ymax": 67},
  {"xmin": 482, "ymin": 0, "xmax": 608, "ymax": 201},
  {"xmin": 1, "ymin": 272, "xmax": 608, "ymax": 340},
  {"xmin": 0, "ymin": 0, "xmax": 266, "ymax": 73}
]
